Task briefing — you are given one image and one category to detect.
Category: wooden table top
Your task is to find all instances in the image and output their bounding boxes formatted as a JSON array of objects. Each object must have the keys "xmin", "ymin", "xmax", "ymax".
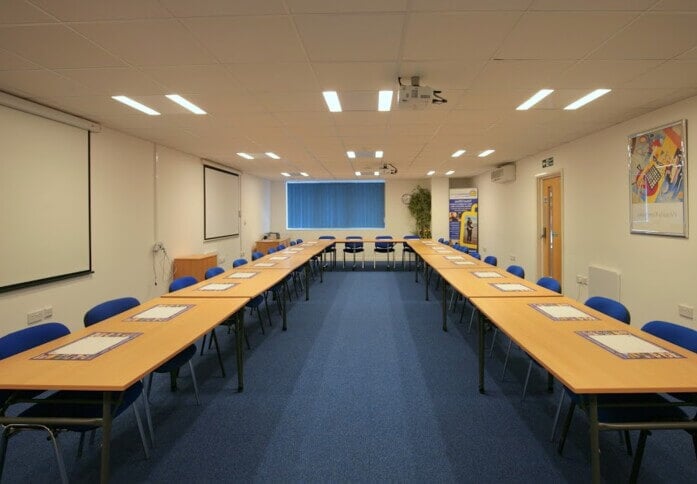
[
  {"xmin": 0, "ymin": 297, "xmax": 248, "ymax": 392},
  {"xmin": 471, "ymin": 295, "xmax": 697, "ymax": 394},
  {"xmin": 162, "ymin": 268, "xmax": 290, "ymax": 299},
  {"xmin": 438, "ymin": 268, "xmax": 563, "ymax": 298},
  {"xmin": 420, "ymin": 253, "xmax": 490, "ymax": 269}
]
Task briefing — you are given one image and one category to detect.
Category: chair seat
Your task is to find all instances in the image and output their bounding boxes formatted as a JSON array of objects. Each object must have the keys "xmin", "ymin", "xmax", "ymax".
[
  {"xmin": 575, "ymin": 393, "xmax": 690, "ymax": 423},
  {"xmin": 247, "ymin": 295, "xmax": 264, "ymax": 308},
  {"xmin": 375, "ymin": 247, "xmax": 395, "ymax": 253},
  {"xmin": 19, "ymin": 382, "xmax": 144, "ymax": 432},
  {"xmin": 343, "ymin": 248, "xmax": 364, "ymax": 253},
  {"xmin": 154, "ymin": 344, "xmax": 197, "ymax": 373}
]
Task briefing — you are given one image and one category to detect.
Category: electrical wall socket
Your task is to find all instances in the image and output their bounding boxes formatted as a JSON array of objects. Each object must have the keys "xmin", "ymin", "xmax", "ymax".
[
  {"xmin": 42, "ymin": 306, "xmax": 53, "ymax": 319},
  {"xmin": 678, "ymin": 304, "xmax": 694, "ymax": 319},
  {"xmin": 27, "ymin": 309, "xmax": 44, "ymax": 325},
  {"xmin": 576, "ymin": 275, "xmax": 588, "ymax": 285}
]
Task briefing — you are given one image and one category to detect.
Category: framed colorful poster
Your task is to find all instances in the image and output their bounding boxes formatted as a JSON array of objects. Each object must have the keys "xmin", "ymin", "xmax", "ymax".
[{"xmin": 628, "ymin": 120, "xmax": 687, "ymax": 237}]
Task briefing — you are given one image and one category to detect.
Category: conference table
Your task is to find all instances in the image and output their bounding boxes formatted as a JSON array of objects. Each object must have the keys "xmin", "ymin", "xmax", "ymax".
[
  {"xmin": 0, "ymin": 296, "xmax": 249, "ymax": 483},
  {"xmin": 471, "ymin": 295, "xmax": 697, "ymax": 483}
]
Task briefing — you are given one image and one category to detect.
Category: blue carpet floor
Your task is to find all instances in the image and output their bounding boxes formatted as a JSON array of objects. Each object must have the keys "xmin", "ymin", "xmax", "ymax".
[{"xmin": 4, "ymin": 267, "xmax": 696, "ymax": 482}]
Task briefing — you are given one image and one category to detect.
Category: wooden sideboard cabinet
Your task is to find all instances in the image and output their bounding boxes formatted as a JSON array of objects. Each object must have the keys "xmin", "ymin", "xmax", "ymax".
[
  {"xmin": 172, "ymin": 253, "xmax": 218, "ymax": 282},
  {"xmin": 254, "ymin": 237, "xmax": 291, "ymax": 255}
]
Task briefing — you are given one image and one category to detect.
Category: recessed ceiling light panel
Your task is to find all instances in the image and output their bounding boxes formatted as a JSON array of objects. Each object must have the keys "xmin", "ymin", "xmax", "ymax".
[
  {"xmin": 478, "ymin": 150, "xmax": 495, "ymax": 157},
  {"xmin": 322, "ymin": 91, "xmax": 342, "ymax": 112},
  {"xmin": 564, "ymin": 89, "xmax": 611, "ymax": 110},
  {"xmin": 165, "ymin": 94, "xmax": 206, "ymax": 114},
  {"xmin": 516, "ymin": 89, "xmax": 554, "ymax": 110},
  {"xmin": 111, "ymin": 95, "xmax": 160, "ymax": 116}
]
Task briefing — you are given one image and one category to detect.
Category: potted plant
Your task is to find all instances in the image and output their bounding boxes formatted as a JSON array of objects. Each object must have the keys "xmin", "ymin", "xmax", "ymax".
[{"xmin": 408, "ymin": 185, "xmax": 431, "ymax": 238}]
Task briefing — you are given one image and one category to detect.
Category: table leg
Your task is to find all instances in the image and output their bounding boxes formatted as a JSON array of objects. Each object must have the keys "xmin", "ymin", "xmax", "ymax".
[
  {"xmin": 282, "ymin": 290, "xmax": 287, "ymax": 331},
  {"xmin": 425, "ymin": 263, "xmax": 429, "ymax": 301},
  {"xmin": 478, "ymin": 311, "xmax": 485, "ymax": 394},
  {"xmin": 415, "ymin": 255, "xmax": 419, "ymax": 283},
  {"xmin": 236, "ymin": 311, "xmax": 245, "ymax": 392},
  {"xmin": 100, "ymin": 391, "xmax": 113, "ymax": 484},
  {"xmin": 305, "ymin": 263, "xmax": 310, "ymax": 301},
  {"xmin": 320, "ymin": 255, "xmax": 324, "ymax": 283},
  {"xmin": 442, "ymin": 281, "xmax": 448, "ymax": 332},
  {"xmin": 589, "ymin": 394, "xmax": 600, "ymax": 484}
]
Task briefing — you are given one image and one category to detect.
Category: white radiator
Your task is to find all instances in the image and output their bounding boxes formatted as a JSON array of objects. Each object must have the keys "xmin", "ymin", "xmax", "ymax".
[{"xmin": 588, "ymin": 265, "xmax": 621, "ymax": 300}]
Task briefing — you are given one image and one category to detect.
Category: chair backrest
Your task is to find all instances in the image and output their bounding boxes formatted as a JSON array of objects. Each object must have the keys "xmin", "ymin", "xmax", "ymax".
[
  {"xmin": 319, "ymin": 235, "xmax": 336, "ymax": 240},
  {"xmin": 375, "ymin": 235, "xmax": 394, "ymax": 249},
  {"xmin": 457, "ymin": 246, "xmax": 469, "ymax": 254},
  {"xmin": 346, "ymin": 235, "xmax": 363, "ymax": 249},
  {"xmin": 585, "ymin": 296, "xmax": 630, "ymax": 324},
  {"xmin": 84, "ymin": 297, "xmax": 140, "ymax": 327},
  {"xmin": 438, "ymin": 238, "xmax": 446, "ymax": 244},
  {"xmin": 536, "ymin": 276, "xmax": 561, "ymax": 293},
  {"xmin": 289, "ymin": 240, "xmax": 297, "ymax": 246},
  {"xmin": 296, "ymin": 239, "xmax": 303, "ymax": 244},
  {"xmin": 642, "ymin": 321, "xmax": 697, "ymax": 353},
  {"xmin": 204, "ymin": 266, "xmax": 225, "ymax": 279},
  {"xmin": 506, "ymin": 265, "xmax": 525, "ymax": 278},
  {"xmin": 232, "ymin": 258, "xmax": 248, "ymax": 268},
  {"xmin": 169, "ymin": 276, "xmax": 197, "ymax": 292},
  {"xmin": 267, "ymin": 247, "xmax": 276, "ymax": 254},
  {"xmin": 277, "ymin": 244, "xmax": 286, "ymax": 250},
  {"xmin": 469, "ymin": 251, "xmax": 481, "ymax": 260},
  {"xmin": 484, "ymin": 255, "xmax": 497, "ymax": 266},
  {"xmin": 0, "ymin": 322, "xmax": 70, "ymax": 360},
  {"xmin": 251, "ymin": 251, "xmax": 264, "ymax": 261},
  {"xmin": 403, "ymin": 235, "xmax": 418, "ymax": 240}
]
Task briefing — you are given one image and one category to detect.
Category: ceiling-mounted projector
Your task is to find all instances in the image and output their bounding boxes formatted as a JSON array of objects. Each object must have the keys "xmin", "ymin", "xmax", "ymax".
[
  {"xmin": 379, "ymin": 163, "xmax": 398, "ymax": 175},
  {"xmin": 397, "ymin": 76, "xmax": 447, "ymax": 110}
]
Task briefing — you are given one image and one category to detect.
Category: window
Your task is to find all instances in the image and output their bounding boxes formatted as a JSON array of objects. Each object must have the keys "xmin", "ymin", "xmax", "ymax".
[{"xmin": 287, "ymin": 181, "xmax": 385, "ymax": 229}]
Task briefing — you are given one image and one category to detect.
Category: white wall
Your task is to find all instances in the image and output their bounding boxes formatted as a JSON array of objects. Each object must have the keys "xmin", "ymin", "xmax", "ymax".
[
  {"xmin": 0, "ymin": 128, "xmax": 270, "ymax": 335},
  {"xmin": 476, "ymin": 94, "xmax": 697, "ymax": 329},
  {"xmin": 430, "ymin": 177, "xmax": 450, "ymax": 240},
  {"xmin": 269, "ymin": 178, "xmax": 428, "ymax": 240}
]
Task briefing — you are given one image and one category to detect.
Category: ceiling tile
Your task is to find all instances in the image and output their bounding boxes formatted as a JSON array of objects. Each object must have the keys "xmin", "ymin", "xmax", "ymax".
[
  {"xmin": 30, "ymin": 0, "xmax": 172, "ymax": 21},
  {"xmin": 228, "ymin": 62, "xmax": 318, "ymax": 92},
  {"xmin": 182, "ymin": 16, "xmax": 306, "ymax": 63},
  {"xmin": 0, "ymin": 24, "xmax": 123, "ymax": 68},
  {"xmin": 0, "ymin": 0, "xmax": 56, "ymax": 24},
  {"xmin": 495, "ymin": 12, "xmax": 637, "ymax": 59},
  {"xmin": 0, "ymin": 69, "xmax": 86, "ymax": 97},
  {"xmin": 403, "ymin": 12, "xmax": 522, "ymax": 61},
  {"xmin": 56, "ymin": 67, "xmax": 166, "ymax": 95},
  {"xmin": 471, "ymin": 60, "xmax": 575, "ymax": 89},
  {"xmin": 0, "ymin": 47, "xmax": 38, "ymax": 69},
  {"xmin": 398, "ymin": 61, "xmax": 485, "ymax": 89},
  {"xmin": 72, "ymin": 20, "xmax": 217, "ymax": 66},
  {"xmin": 141, "ymin": 65, "xmax": 241, "ymax": 94},
  {"xmin": 620, "ymin": 61, "xmax": 697, "ymax": 89},
  {"xmin": 590, "ymin": 13, "xmax": 697, "ymax": 60},
  {"xmin": 530, "ymin": 0, "xmax": 656, "ymax": 10},
  {"xmin": 411, "ymin": 0, "xmax": 532, "ymax": 11},
  {"xmin": 258, "ymin": 91, "xmax": 325, "ymax": 112},
  {"xmin": 314, "ymin": 62, "xmax": 397, "ymax": 91},
  {"xmin": 161, "ymin": 0, "xmax": 287, "ymax": 17},
  {"xmin": 294, "ymin": 13, "xmax": 405, "ymax": 62},
  {"xmin": 553, "ymin": 60, "xmax": 662, "ymax": 88},
  {"xmin": 288, "ymin": 0, "xmax": 408, "ymax": 13}
]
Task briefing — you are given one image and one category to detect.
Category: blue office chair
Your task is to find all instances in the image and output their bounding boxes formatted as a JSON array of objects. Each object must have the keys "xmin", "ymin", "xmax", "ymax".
[
  {"xmin": 501, "ymin": 277, "xmax": 562, "ymax": 399},
  {"xmin": 557, "ymin": 319, "xmax": 696, "ymax": 482},
  {"xmin": 136, "ymin": 278, "xmax": 202, "ymax": 406},
  {"xmin": 289, "ymin": 240, "xmax": 297, "ymax": 246},
  {"xmin": 457, "ymin": 246, "xmax": 469, "ymax": 254},
  {"xmin": 233, "ymin": 258, "xmax": 270, "ymax": 335},
  {"xmin": 267, "ymin": 247, "xmax": 276, "ymax": 254},
  {"xmin": 343, "ymin": 236, "xmax": 364, "ymax": 270},
  {"xmin": 469, "ymin": 251, "xmax": 481, "ymax": 260},
  {"xmin": 251, "ymin": 251, "xmax": 264, "ymax": 261},
  {"xmin": 295, "ymin": 239, "xmax": 303, "ymax": 244},
  {"xmin": 277, "ymin": 244, "xmax": 286, "ymax": 251},
  {"xmin": 319, "ymin": 235, "xmax": 337, "ymax": 270},
  {"xmin": 401, "ymin": 235, "xmax": 419, "ymax": 271},
  {"xmin": 204, "ymin": 266, "xmax": 224, "ymax": 279},
  {"xmin": 0, "ymin": 323, "xmax": 149, "ymax": 483},
  {"xmin": 483, "ymin": 255, "xmax": 497, "ymax": 266},
  {"xmin": 553, "ymin": 296, "xmax": 631, "ymax": 446},
  {"xmin": 486, "ymin": 265, "xmax": 527, "ymax": 353},
  {"xmin": 373, "ymin": 235, "xmax": 395, "ymax": 270}
]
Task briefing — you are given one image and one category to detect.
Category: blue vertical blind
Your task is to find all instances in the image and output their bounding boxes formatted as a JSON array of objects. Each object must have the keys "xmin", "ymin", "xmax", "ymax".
[{"xmin": 287, "ymin": 181, "xmax": 385, "ymax": 229}]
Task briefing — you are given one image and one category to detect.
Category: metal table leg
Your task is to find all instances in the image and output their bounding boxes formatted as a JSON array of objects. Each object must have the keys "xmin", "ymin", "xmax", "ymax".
[
  {"xmin": 589, "ymin": 394, "xmax": 600, "ymax": 483},
  {"xmin": 100, "ymin": 391, "xmax": 113, "ymax": 483},
  {"xmin": 478, "ymin": 311, "xmax": 485, "ymax": 394},
  {"xmin": 305, "ymin": 263, "xmax": 310, "ymax": 301},
  {"xmin": 442, "ymin": 281, "xmax": 448, "ymax": 332},
  {"xmin": 236, "ymin": 311, "xmax": 245, "ymax": 391}
]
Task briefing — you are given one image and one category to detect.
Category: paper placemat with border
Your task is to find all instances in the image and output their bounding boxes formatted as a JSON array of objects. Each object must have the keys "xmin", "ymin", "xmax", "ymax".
[
  {"xmin": 32, "ymin": 332, "xmax": 142, "ymax": 361},
  {"xmin": 577, "ymin": 330, "xmax": 685, "ymax": 359}
]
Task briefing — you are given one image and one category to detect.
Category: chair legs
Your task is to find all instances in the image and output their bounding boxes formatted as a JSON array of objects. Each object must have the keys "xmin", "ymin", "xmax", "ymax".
[
  {"xmin": 551, "ymin": 390, "xmax": 566, "ymax": 441},
  {"xmin": 0, "ymin": 425, "xmax": 69, "ymax": 484},
  {"xmin": 557, "ymin": 399, "xmax": 576, "ymax": 455}
]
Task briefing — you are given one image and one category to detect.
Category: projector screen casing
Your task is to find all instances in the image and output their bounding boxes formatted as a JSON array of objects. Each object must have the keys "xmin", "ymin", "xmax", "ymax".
[{"xmin": 0, "ymin": 104, "xmax": 91, "ymax": 293}]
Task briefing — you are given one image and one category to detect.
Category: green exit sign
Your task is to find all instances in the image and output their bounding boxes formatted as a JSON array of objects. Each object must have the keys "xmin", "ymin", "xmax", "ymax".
[{"xmin": 542, "ymin": 157, "xmax": 554, "ymax": 168}]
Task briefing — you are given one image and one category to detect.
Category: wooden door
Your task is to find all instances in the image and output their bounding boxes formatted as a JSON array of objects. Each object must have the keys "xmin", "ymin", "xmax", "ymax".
[{"xmin": 540, "ymin": 175, "xmax": 562, "ymax": 282}]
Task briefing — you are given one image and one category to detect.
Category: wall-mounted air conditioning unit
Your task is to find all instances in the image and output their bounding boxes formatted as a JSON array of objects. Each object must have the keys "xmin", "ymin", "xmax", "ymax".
[{"xmin": 490, "ymin": 164, "xmax": 516, "ymax": 183}]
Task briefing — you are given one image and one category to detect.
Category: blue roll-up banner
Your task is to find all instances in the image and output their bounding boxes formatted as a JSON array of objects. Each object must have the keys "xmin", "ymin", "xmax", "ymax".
[{"xmin": 448, "ymin": 188, "xmax": 478, "ymax": 250}]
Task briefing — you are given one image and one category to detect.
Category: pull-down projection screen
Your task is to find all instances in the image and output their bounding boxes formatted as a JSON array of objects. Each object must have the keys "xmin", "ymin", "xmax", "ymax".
[
  {"xmin": 203, "ymin": 165, "xmax": 240, "ymax": 240},
  {"xmin": 0, "ymin": 104, "xmax": 91, "ymax": 293}
]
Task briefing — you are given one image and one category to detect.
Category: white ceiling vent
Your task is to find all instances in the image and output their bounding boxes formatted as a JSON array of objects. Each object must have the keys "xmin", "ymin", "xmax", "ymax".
[{"xmin": 490, "ymin": 164, "xmax": 516, "ymax": 183}]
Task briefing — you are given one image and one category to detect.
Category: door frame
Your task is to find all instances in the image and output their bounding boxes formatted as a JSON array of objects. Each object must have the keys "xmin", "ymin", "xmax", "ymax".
[{"xmin": 536, "ymin": 170, "xmax": 564, "ymax": 284}]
